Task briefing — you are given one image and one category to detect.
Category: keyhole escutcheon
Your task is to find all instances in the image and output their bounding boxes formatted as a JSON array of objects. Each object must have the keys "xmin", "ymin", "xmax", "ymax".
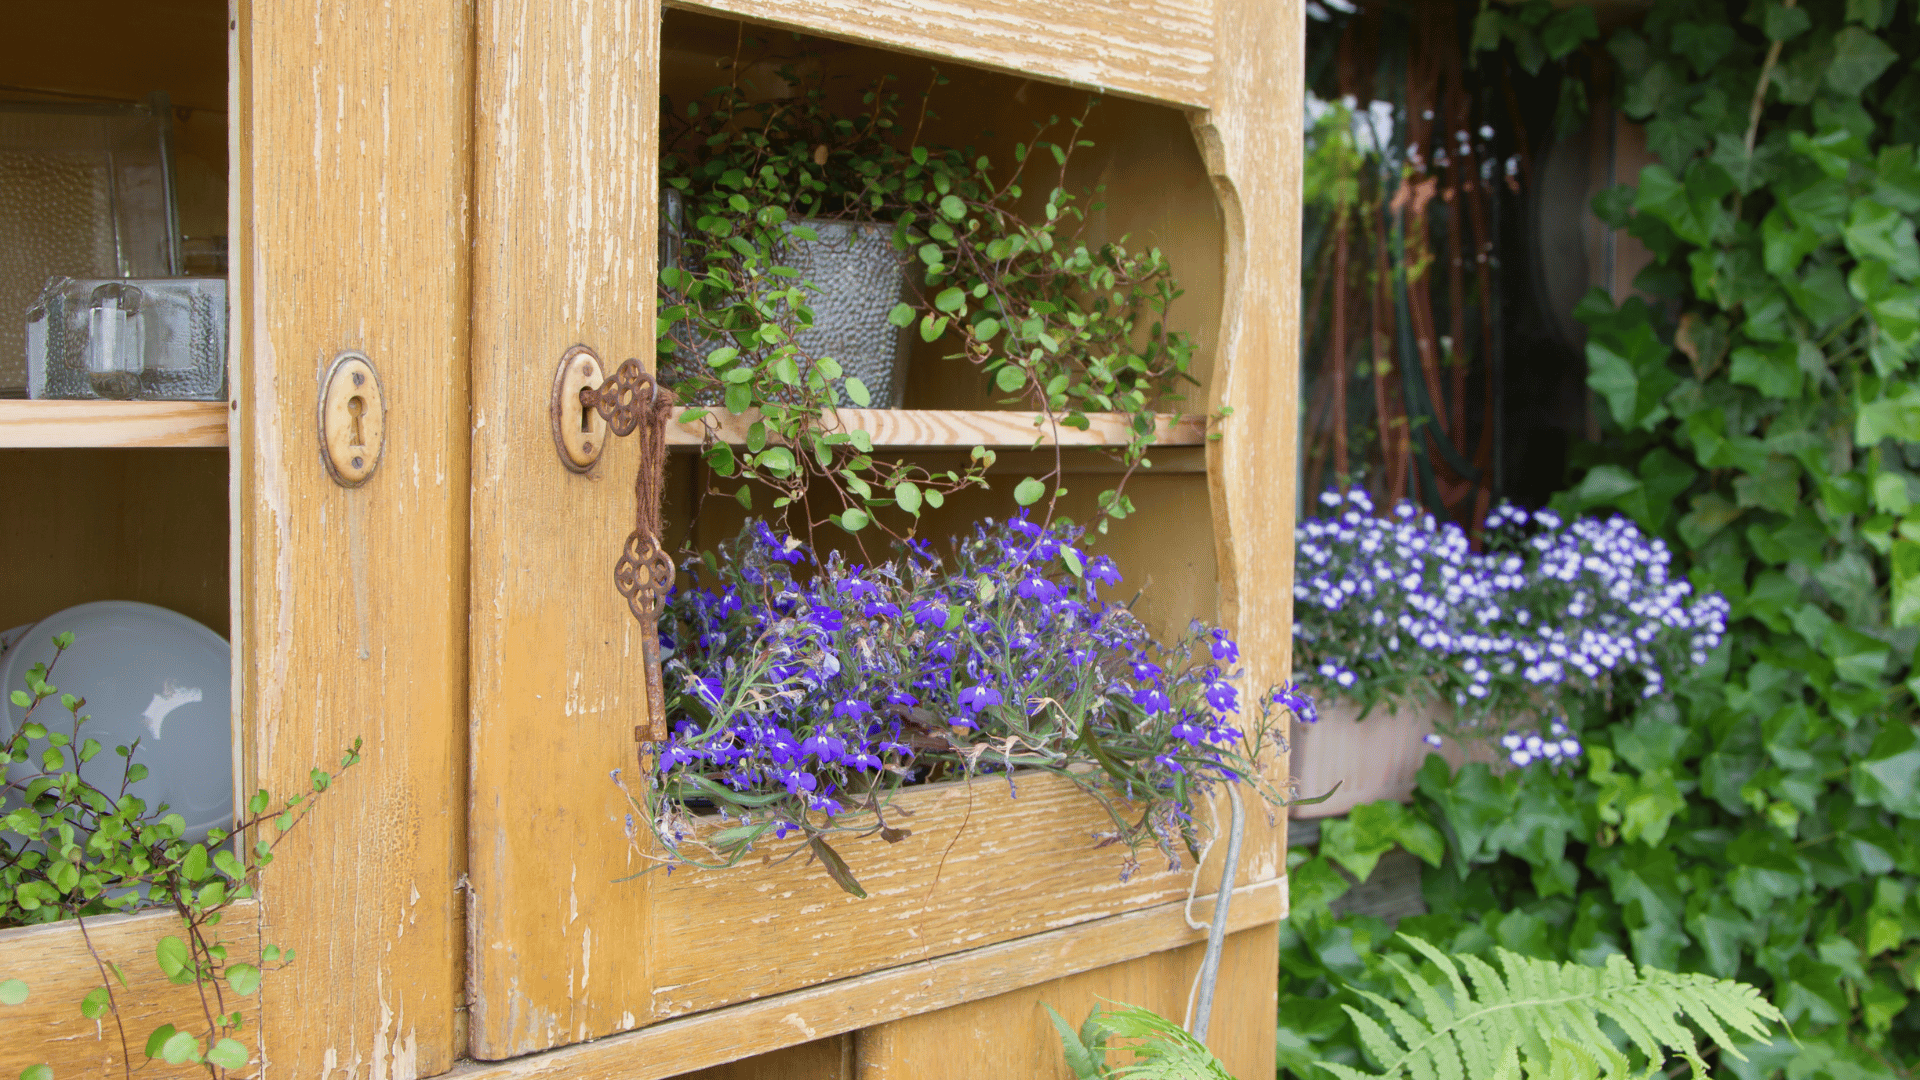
[
  {"xmin": 321, "ymin": 352, "xmax": 385, "ymax": 487},
  {"xmin": 552, "ymin": 345, "xmax": 609, "ymax": 473}
]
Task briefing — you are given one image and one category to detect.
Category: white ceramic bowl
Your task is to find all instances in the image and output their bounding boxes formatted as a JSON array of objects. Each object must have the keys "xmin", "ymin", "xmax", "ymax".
[{"xmin": 0, "ymin": 602, "xmax": 232, "ymax": 842}]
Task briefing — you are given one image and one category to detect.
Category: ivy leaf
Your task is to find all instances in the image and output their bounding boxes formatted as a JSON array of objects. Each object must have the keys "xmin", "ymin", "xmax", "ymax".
[
  {"xmin": 1890, "ymin": 540, "xmax": 1920, "ymax": 627},
  {"xmin": 994, "ymin": 366, "xmax": 1026, "ymax": 393},
  {"xmin": 1844, "ymin": 201, "xmax": 1920, "ymax": 280},
  {"xmin": 144, "ymin": 1025, "xmax": 177, "ymax": 1060},
  {"xmin": 837, "ymin": 508, "xmax": 869, "ymax": 533},
  {"xmin": 1826, "ymin": 624, "xmax": 1890, "ymax": 686},
  {"xmin": 1541, "ymin": 6, "xmax": 1597, "ymax": 58},
  {"xmin": 1761, "ymin": 0, "xmax": 1811, "ymax": 40},
  {"xmin": 1856, "ymin": 384, "xmax": 1920, "ymax": 444},
  {"xmin": 1854, "ymin": 722, "xmax": 1920, "ymax": 816},
  {"xmin": 80, "ymin": 986, "xmax": 110, "ymax": 1019},
  {"xmin": 1826, "ymin": 26, "xmax": 1898, "ymax": 95},
  {"xmin": 939, "ymin": 194, "xmax": 966, "ymax": 221},
  {"xmin": 933, "ymin": 286, "xmax": 967, "ymax": 314},
  {"xmin": 1014, "ymin": 477, "xmax": 1047, "ymax": 506},
  {"xmin": 885, "ymin": 302, "xmax": 914, "ymax": 329},
  {"xmin": 1730, "ymin": 344, "xmax": 1803, "ymax": 399}
]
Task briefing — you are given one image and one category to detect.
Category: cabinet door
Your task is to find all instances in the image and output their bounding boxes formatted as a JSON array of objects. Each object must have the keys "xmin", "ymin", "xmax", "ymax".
[
  {"xmin": 234, "ymin": 1, "xmax": 473, "ymax": 1075},
  {"xmin": 465, "ymin": 0, "xmax": 664, "ymax": 1059}
]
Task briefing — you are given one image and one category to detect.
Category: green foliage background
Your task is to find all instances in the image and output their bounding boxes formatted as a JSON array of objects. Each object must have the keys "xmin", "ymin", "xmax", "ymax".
[{"xmin": 1281, "ymin": 0, "xmax": 1920, "ymax": 1075}]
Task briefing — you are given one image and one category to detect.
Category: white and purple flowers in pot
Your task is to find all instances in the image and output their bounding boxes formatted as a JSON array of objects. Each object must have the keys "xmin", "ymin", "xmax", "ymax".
[
  {"xmin": 636, "ymin": 514, "xmax": 1296, "ymax": 896},
  {"xmin": 1293, "ymin": 489, "xmax": 1729, "ymax": 765}
]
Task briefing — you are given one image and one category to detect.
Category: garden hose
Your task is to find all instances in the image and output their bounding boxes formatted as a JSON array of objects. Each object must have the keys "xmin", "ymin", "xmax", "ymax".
[{"xmin": 1187, "ymin": 782, "xmax": 1244, "ymax": 1046}]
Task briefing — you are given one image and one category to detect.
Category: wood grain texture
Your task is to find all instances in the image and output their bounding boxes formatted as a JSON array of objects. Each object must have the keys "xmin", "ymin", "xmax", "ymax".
[
  {"xmin": 466, "ymin": 0, "xmax": 662, "ymax": 1059},
  {"xmin": 0, "ymin": 402, "xmax": 229, "ymax": 448},
  {"xmin": 664, "ymin": 0, "xmax": 1215, "ymax": 107},
  {"xmin": 232, "ymin": 1, "xmax": 472, "ymax": 1076},
  {"xmin": 0, "ymin": 905, "xmax": 260, "ymax": 1080},
  {"xmin": 852, "ymin": 924, "xmax": 1279, "ymax": 1080},
  {"xmin": 665, "ymin": 410, "xmax": 1204, "ymax": 448},
  {"xmin": 647, "ymin": 772, "xmax": 1269, "ymax": 1018},
  {"xmin": 1187, "ymin": 0, "xmax": 1305, "ymax": 971},
  {"xmin": 0, "ymin": 448, "xmax": 229, "ymax": 637},
  {"xmin": 669, "ymin": 1037, "xmax": 849, "ymax": 1080},
  {"xmin": 436, "ymin": 883, "xmax": 1280, "ymax": 1080}
]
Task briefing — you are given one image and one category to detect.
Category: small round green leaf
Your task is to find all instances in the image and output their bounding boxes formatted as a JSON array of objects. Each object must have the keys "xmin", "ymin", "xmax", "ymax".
[
  {"xmin": 80, "ymin": 986, "xmax": 110, "ymax": 1019},
  {"xmin": 893, "ymin": 481, "xmax": 923, "ymax": 516},
  {"xmin": 20, "ymin": 1064, "xmax": 52, "ymax": 1080},
  {"xmin": 155, "ymin": 936, "xmax": 191, "ymax": 984},
  {"xmin": 886, "ymin": 303, "xmax": 915, "ymax": 328},
  {"xmin": 843, "ymin": 377, "xmax": 872, "ymax": 407},
  {"xmin": 160, "ymin": 1030, "xmax": 202, "ymax": 1065},
  {"xmin": 206, "ymin": 1038, "xmax": 249, "ymax": 1071},
  {"xmin": 839, "ymin": 508, "xmax": 870, "ymax": 533},
  {"xmin": 939, "ymin": 194, "xmax": 966, "ymax": 220},
  {"xmin": 1014, "ymin": 477, "xmax": 1047, "ymax": 506},
  {"xmin": 144, "ymin": 1025, "xmax": 177, "ymax": 1060},
  {"xmin": 226, "ymin": 963, "xmax": 262, "ymax": 997},
  {"xmin": 0, "ymin": 979, "xmax": 28, "ymax": 1006}
]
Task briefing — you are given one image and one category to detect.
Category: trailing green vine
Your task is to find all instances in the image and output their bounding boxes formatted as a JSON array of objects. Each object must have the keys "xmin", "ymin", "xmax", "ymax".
[
  {"xmin": 659, "ymin": 51, "xmax": 1198, "ymax": 543},
  {"xmin": 2, "ymin": 634, "xmax": 360, "ymax": 1078}
]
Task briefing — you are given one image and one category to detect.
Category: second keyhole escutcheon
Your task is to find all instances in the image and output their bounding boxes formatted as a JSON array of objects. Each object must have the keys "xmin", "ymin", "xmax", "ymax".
[{"xmin": 320, "ymin": 351, "xmax": 386, "ymax": 487}]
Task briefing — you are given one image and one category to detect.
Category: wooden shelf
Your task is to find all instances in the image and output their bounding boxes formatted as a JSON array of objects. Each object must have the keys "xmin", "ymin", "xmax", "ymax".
[
  {"xmin": 0, "ymin": 400, "xmax": 229, "ymax": 449},
  {"xmin": 666, "ymin": 409, "xmax": 1205, "ymax": 449}
]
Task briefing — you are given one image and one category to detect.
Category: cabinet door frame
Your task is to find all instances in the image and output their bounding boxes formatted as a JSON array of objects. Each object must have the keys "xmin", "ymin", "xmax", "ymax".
[{"xmin": 232, "ymin": 1, "xmax": 474, "ymax": 1075}]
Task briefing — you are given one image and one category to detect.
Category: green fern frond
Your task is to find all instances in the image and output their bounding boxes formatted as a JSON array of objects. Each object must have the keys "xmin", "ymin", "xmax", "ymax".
[{"xmin": 1320, "ymin": 933, "xmax": 1783, "ymax": 1080}]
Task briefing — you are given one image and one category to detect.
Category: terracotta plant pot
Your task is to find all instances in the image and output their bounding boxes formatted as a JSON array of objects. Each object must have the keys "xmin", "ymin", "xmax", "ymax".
[{"xmin": 1289, "ymin": 698, "xmax": 1480, "ymax": 818}]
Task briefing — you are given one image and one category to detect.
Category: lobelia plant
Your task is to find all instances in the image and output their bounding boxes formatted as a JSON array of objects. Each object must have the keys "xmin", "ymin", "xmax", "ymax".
[
  {"xmin": 0, "ymin": 632, "xmax": 361, "ymax": 1080},
  {"xmin": 1290, "ymin": 489, "xmax": 1729, "ymax": 754},
  {"xmin": 629, "ymin": 514, "xmax": 1301, "ymax": 896},
  {"xmin": 659, "ymin": 49, "xmax": 1199, "ymax": 542}
]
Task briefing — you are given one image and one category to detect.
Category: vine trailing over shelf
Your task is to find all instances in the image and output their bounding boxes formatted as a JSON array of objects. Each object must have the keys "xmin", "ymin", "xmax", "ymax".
[
  {"xmin": 658, "ymin": 42, "xmax": 1198, "ymax": 545},
  {"xmin": 1, "ymin": 633, "xmax": 361, "ymax": 1079}
]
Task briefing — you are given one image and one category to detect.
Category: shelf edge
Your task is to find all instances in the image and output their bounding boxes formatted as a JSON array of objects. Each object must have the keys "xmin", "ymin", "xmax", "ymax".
[
  {"xmin": 665, "ymin": 409, "xmax": 1205, "ymax": 449},
  {"xmin": 0, "ymin": 401, "xmax": 230, "ymax": 449}
]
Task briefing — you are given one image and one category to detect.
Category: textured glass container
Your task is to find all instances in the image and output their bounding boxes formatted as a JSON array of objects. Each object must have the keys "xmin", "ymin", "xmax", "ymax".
[
  {"xmin": 26, "ymin": 276, "xmax": 226, "ymax": 400},
  {"xmin": 0, "ymin": 95, "xmax": 181, "ymax": 396},
  {"xmin": 660, "ymin": 191, "xmax": 913, "ymax": 408}
]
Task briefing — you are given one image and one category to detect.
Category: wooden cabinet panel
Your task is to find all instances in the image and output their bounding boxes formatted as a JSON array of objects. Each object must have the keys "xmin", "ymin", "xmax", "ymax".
[
  {"xmin": 852, "ymin": 924, "xmax": 1280, "ymax": 1080},
  {"xmin": 232, "ymin": 1, "xmax": 474, "ymax": 1075},
  {"xmin": 466, "ymin": 0, "xmax": 664, "ymax": 1060},
  {"xmin": 0, "ymin": 907, "xmax": 260, "ymax": 1080},
  {"xmin": 1192, "ymin": 0, "xmax": 1303, "ymax": 882},
  {"xmin": 435, "ymin": 884, "xmax": 1277, "ymax": 1080},
  {"xmin": 647, "ymin": 774, "xmax": 1266, "ymax": 1019},
  {"xmin": 666, "ymin": 0, "xmax": 1215, "ymax": 107}
]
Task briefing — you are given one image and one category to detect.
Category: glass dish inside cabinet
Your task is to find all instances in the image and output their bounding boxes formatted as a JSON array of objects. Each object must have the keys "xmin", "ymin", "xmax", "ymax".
[
  {"xmin": 26, "ymin": 276, "xmax": 225, "ymax": 400},
  {"xmin": 0, "ymin": 94, "xmax": 181, "ymax": 396}
]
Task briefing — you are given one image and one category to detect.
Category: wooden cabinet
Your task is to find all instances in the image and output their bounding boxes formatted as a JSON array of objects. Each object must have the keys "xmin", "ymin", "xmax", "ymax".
[{"xmin": 0, "ymin": 1, "xmax": 1300, "ymax": 1077}]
